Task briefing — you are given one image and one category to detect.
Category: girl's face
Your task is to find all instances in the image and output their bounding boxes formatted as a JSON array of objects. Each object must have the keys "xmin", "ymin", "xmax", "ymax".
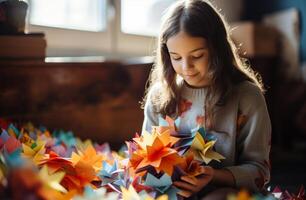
[{"xmin": 166, "ymin": 31, "xmax": 210, "ymax": 88}]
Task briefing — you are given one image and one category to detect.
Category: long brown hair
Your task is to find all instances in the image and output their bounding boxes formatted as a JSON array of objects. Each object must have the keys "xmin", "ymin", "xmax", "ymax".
[{"xmin": 143, "ymin": 0, "xmax": 263, "ymax": 129}]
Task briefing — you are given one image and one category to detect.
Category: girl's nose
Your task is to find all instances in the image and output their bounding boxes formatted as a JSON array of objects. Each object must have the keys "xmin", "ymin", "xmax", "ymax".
[{"xmin": 182, "ymin": 58, "xmax": 193, "ymax": 70}]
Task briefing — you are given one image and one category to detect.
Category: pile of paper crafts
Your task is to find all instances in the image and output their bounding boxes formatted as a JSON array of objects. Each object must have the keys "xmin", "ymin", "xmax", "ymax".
[{"xmin": 0, "ymin": 118, "xmax": 304, "ymax": 200}]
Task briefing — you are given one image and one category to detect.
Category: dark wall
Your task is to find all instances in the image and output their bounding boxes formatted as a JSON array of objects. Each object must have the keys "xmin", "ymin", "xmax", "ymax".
[{"xmin": 243, "ymin": 0, "xmax": 306, "ymax": 62}]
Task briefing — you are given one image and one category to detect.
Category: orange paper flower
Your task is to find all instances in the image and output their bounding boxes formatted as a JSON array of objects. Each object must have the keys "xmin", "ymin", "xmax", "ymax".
[{"xmin": 130, "ymin": 130, "xmax": 183, "ymax": 176}]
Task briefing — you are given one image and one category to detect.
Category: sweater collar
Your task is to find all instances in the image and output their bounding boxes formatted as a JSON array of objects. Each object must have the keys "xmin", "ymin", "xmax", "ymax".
[{"xmin": 181, "ymin": 81, "xmax": 207, "ymax": 99}]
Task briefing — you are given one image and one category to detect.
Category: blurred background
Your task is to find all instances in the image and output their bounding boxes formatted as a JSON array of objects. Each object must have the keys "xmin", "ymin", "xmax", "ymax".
[{"xmin": 0, "ymin": 0, "xmax": 305, "ymax": 191}]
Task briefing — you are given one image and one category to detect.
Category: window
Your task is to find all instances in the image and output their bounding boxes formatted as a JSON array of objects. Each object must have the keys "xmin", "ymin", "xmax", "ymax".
[
  {"xmin": 26, "ymin": 0, "xmax": 176, "ymax": 57},
  {"xmin": 121, "ymin": 0, "xmax": 176, "ymax": 36},
  {"xmin": 29, "ymin": 0, "xmax": 107, "ymax": 32},
  {"xmin": 116, "ymin": 0, "xmax": 177, "ymax": 56}
]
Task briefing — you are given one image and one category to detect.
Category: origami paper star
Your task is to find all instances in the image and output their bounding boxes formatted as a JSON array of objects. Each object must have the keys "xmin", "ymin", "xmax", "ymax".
[
  {"xmin": 174, "ymin": 153, "xmax": 203, "ymax": 179},
  {"xmin": 7, "ymin": 124, "xmax": 20, "ymax": 138},
  {"xmin": 39, "ymin": 151, "xmax": 74, "ymax": 174},
  {"xmin": 98, "ymin": 161, "xmax": 124, "ymax": 186},
  {"xmin": 131, "ymin": 176, "xmax": 152, "ymax": 193},
  {"xmin": 2, "ymin": 135, "xmax": 21, "ymax": 154},
  {"xmin": 2, "ymin": 148, "xmax": 24, "ymax": 168},
  {"xmin": 188, "ymin": 131, "xmax": 225, "ymax": 164},
  {"xmin": 76, "ymin": 138, "xmax": 93, "ymax": 152},
  {"xmin": 71, "ymin": 145, "xmax": 103, "ymax": 172},
  {"xmin": 0, "ymin": 130, "xmax": 10, "ymax": 143},
  {"xmin": 272, "ymin": 185, "xmax": 305, "ymax": 200},
  {"xmin": 22, "ymin": 139, "xmax": 46, "ymax": 165},
  {"xmin": 151, "ymin": 116, "xmax": 180, "ymax": 135},
  {"xmin": 144, "ymin": 173, "xmax": 178, "ymax": 200},
  {"xmin": 39, "ymin": 165, "xmax": 67, "ymax": 193},
  {"xmin": 131, "ymin": 131, "xmax": 184, "ymax": 176},
  {"xmin": 73, "ymin": 186, "xmax": 119, "ymax": 200},
  {"xmin": 19, "ymin": 133, "xmax": 35, "ymax": 147},
  {"xmin": 228, "ymin": 189, "xmax": 277, "ymax": 200},
  {"xmin": 54, "ymin": 130, "xmax": 76, "ymax": 148},
  {"xmin": 121, "ymin": 185, "xmax": 168, "ymax": 200},
  {"xmin": 121, "ymin": 185, "xmax": 141, "ymax": 200}
]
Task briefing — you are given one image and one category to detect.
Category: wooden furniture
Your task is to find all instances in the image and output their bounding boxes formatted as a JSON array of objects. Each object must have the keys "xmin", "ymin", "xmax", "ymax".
[{"xmin": 0, "ymin": 57, "xmax": 152, "ymax": 149}]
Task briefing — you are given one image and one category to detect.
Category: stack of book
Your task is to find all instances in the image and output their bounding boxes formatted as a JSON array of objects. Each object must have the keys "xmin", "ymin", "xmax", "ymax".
[{"xmin": 0, "ymin": 33, "xmax": 47, "ymax": 60}]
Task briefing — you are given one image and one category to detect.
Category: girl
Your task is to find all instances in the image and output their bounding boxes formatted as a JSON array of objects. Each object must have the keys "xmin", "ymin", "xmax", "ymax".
[{"xmin": 142, "ymin": 0, "xmax": 271, "ymax": 199}]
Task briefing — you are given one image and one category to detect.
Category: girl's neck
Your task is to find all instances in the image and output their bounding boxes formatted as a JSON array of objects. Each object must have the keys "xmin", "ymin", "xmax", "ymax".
[{"xmin": 183, "ymin": 80, "xmax": 210, "ymax": 89}]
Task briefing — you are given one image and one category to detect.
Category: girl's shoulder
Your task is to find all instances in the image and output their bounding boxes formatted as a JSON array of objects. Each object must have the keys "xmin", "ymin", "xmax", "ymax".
[
  {"xmin": 234, "ymin": 80, "xmax": 263, "ymax": 97},
  {"xmin": 233, "ymin": 80, "xmax": 266, "ymax": 108}
]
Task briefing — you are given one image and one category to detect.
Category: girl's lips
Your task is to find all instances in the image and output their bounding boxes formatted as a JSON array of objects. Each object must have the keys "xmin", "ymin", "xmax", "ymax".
[{"xmin": 184, "ymin": 73, "xmax": 199, "ymax": 77}]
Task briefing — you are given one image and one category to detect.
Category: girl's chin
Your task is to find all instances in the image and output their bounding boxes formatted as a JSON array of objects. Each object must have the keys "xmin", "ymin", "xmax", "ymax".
[
  {"xmin": 185, "ymin": 81, "xmax": 201, "ymax": 88},
  {"xmin": 184, "ymin": 80, "xmax": 209, "ymax": 88}
]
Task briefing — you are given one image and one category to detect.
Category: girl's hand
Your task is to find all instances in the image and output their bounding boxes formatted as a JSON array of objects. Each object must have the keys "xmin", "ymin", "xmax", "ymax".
[{"xmin": 173, "ymin": 166, "xmax": 214, "ymax": 198}]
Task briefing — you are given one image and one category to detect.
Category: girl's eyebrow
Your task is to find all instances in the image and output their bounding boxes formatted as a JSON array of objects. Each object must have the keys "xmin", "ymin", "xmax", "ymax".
[
  {"xmin": 169, "ymin": 47, "xmax": 207, "ymax": 54},
  {"xmin": 189, "ymin": 47, "xmax": 207, "ymax": 53}
]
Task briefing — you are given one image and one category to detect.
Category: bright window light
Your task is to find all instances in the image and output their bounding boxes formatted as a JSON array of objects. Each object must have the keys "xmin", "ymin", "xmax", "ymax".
[
  {"xmin": 29, "ymin": 0, "xmax": 107, "ymax": 32},
  {"xmin": 121, "ymin": 0, "xmax": 177, "ymax": 36}
]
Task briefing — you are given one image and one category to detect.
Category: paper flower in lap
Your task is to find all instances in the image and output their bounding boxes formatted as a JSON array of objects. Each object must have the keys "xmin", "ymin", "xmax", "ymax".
[
  {"xmin": 187, "ymin": 128, "xmax": 225, "ymax": 164},
  {"xmin": 128, "ymin": 116, "xmax": 225, "ymax": 200},
  {"xmin": 176, "ymin": 153, "xmax": 203, "ymax": 177},
  {"xmin": 151, "ymin": 116, "xmax": 180, "ymax": 135},
  {"xmin": 131, "ymin": 176, "xmax": 152, "ymax": 193},
  {"xmin": 152, "ymin": 117, "xmax": 225, "ymax": 165},
  {"xmin": 130, "ymin": 130, "xmax": 183, "ymax": 176},
  {"xmin": 144, "ymin": 173, "xmax": 178, "ymax": 200}
]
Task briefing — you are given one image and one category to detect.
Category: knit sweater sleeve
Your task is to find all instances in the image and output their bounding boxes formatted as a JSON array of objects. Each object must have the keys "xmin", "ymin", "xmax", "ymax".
[
  {"xmin": 225, "ymin": 83, "xmax": 271, "ymax": 192},
  {"xmin": 141, "ymin": 85, "xmax": 160, "ymax": 133}
]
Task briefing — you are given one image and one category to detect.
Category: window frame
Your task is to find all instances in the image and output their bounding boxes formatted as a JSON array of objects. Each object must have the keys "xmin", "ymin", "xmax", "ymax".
[{"xmin": 26, "ymin": 0, "xmax": 157, "ymax": 57}]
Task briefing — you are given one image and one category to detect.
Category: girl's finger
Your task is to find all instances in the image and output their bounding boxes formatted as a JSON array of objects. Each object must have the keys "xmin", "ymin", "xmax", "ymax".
[
  {"xmin": 199, "ymin": 166, "xmax": 213, "ymax": 175},
  {"xmin": 173, "ymin": 181, "xmax": 196, "ymax": 192},
  {"xmin": 177, "ymin": 189, "xmax": 192, "ymax": 198},
  {"xmin": 180, "ymin": 175, "xmax": 197, "ymax": 185}
]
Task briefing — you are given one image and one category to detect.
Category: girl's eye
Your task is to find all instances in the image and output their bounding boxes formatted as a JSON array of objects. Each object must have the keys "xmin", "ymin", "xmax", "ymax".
[
  {"xmin": 192, "ymin": 54, "xmax": 204, "ymax": 59},
  {"xmin": 172, "ymin": 57, "xmax": 181, "ymax": 61}
]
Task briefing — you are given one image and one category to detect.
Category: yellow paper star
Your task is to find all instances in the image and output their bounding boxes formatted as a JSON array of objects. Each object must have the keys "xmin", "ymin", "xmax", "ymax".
[
  {"xmin": 39, "ymin": 165, "xmax": 67, "ymax": 193},
  {"xmin": 121, "ymin": 185, "xmax": 141, "ymax": 200},
  {"xmin": 22, "ymin": 139, "xmax": 46, "ymax": 165},
  {"xmin": 75, "ymin": 138, "xmax": 93, "ymax": 152},
  {"xmin": 189, "ymin": 132, "xmax": 225, "ymax": 164},
  {"xmin": 121, "ymin": 185, "xmax": 168, "ymax": 200}
]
